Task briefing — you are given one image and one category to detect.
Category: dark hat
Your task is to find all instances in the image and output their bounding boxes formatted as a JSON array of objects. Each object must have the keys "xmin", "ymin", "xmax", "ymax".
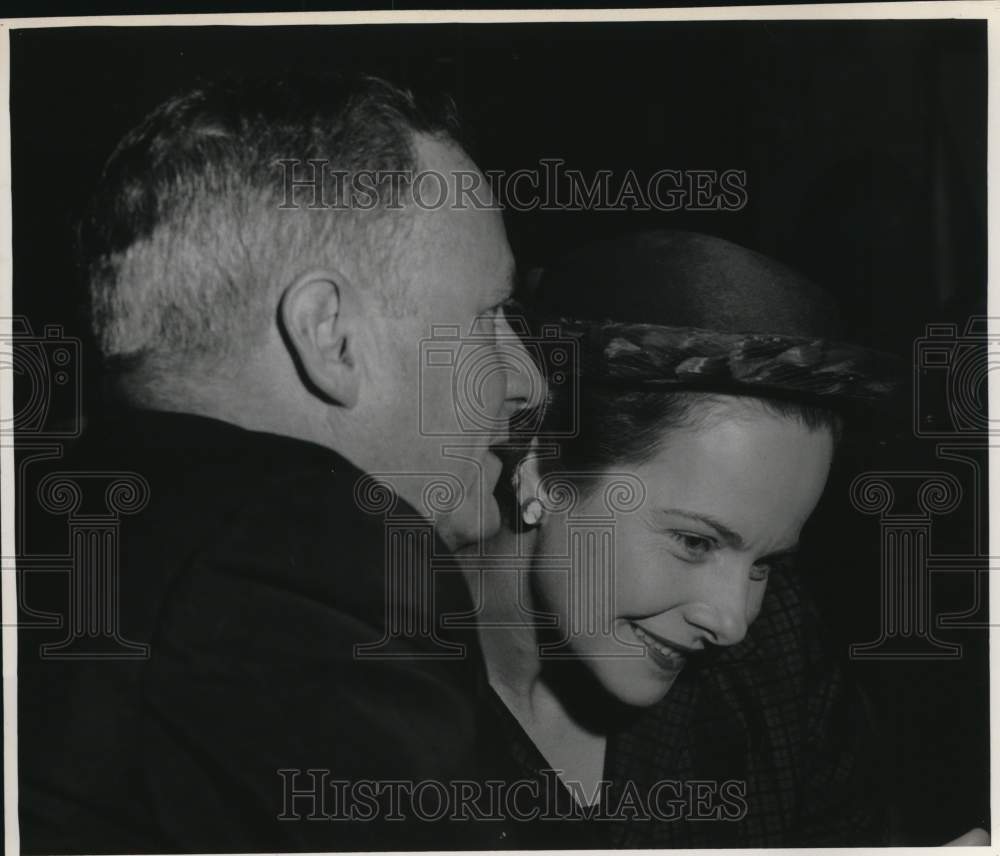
[{"xmin": 531, "ymin": 230, "xmax": 900, "ymax": 406}]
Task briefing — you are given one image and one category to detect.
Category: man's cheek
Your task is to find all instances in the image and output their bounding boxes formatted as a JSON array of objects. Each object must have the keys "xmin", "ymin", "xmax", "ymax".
[{"xmin": 420, "ymin": 373, "xmax": 461, "ymax": 435}]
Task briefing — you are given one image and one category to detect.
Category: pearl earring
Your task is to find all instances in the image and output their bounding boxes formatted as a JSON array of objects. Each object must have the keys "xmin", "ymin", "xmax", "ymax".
[{"xmin": 520, "ymin": 497, "xmax": 543, "ymax": 527}]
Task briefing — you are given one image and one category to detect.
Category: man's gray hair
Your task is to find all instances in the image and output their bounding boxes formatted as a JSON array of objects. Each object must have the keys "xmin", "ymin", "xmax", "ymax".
[{"xmin": 79, "ymin": 74, "xmax": 460, "ymax": 379}]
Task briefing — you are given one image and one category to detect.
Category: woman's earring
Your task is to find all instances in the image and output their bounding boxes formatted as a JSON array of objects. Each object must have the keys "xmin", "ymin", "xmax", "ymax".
[{"xmin": 520, "ymin": 497, "xmax": 544, "ymax": 527}]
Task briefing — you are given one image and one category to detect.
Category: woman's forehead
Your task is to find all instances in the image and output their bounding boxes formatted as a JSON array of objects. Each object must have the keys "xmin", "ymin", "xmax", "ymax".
[{"xmin": 632, "ymin": 412, "xmax": 834, "ymax": 540}]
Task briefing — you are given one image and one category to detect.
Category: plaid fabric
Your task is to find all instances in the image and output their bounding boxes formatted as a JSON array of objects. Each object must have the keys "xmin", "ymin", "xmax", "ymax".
[{"xmin": 483, "ymin": 568, "xmax": 890, "ymax": 848}]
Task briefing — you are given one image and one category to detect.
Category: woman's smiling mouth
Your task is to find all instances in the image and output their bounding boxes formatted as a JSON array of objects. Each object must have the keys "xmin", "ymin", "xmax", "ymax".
[{"xmin": 628, "ymin": 621, "xmax": 695, "ymax": 672}]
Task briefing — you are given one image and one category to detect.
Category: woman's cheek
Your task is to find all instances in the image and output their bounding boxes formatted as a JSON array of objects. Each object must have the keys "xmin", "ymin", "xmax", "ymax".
[{"xmin": 614, "ymin": 543, "xmax": 680, "ymax": 611}]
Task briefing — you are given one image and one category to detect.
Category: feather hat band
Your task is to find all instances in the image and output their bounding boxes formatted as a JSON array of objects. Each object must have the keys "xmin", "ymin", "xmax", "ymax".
[{"xmin": 530, "ymin": 230, "xmax": 901, "ymax": 407}]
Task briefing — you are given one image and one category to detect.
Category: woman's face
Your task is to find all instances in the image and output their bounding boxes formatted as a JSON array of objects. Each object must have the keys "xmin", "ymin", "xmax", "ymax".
[{"xmin": 530, "ymin": 402, "xmax": 835, "ymax": 707}]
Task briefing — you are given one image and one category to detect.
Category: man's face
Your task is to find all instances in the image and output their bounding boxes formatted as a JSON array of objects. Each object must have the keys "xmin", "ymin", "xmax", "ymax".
[{"xmin": 363, "ymin": 136, "xmax": 544, "ymax": 550}]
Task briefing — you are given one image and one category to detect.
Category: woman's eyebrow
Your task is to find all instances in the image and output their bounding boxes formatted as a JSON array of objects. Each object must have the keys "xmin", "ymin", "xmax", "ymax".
[{"xmin": 653, "ymin": 508, "xmax": 745, "ymax": 549}]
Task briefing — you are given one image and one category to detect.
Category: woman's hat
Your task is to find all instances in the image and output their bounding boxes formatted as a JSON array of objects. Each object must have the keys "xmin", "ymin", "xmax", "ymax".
[{"xmin": 530, "ymin": 230, "xmax": 900, "ymax": 406}]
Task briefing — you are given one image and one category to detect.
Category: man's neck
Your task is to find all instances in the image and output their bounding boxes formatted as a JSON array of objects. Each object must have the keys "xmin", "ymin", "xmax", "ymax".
[{"xmin": 116, "ymin": 368, "xmax": 337, "ymax": 452}]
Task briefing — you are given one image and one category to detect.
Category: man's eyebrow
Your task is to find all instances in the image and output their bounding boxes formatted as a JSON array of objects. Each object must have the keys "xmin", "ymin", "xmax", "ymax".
[{"xmin": 652, "ymin": 509, "xmax": 746, "ymax": 549}]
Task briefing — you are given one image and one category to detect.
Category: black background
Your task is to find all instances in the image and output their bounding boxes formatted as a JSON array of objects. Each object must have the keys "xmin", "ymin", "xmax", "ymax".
[{"xmin": 10, "ymin": 19, "xmax": 989, "ymax": 844}]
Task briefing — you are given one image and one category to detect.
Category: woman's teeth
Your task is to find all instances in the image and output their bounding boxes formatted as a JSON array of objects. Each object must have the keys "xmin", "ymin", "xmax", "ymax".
[{"xmin": 631, "ymin": 622, "xmax": 687, "ymax": 667}]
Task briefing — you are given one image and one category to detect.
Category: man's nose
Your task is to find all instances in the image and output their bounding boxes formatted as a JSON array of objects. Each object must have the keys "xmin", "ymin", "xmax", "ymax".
[
  {"xmin": 497, "ymin": 320, "xmax": 547, "ymax": 416},
  {"xmin": 683, "ymin": 565, "xmax": 754, "ymax": 648}
]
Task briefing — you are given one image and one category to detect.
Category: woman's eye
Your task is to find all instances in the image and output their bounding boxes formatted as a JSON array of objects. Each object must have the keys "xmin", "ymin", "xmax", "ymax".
[
  {"xmin": 669, "ymin": 531, "xmax": 714, "ymax": 559},
  {"xmin": 749, "ymin": 563, "xmax": 771, "ymax": 582}
]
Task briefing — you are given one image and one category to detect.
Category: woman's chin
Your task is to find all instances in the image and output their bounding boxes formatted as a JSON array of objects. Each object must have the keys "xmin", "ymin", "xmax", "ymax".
[{"xmin": 591, "ymin": 661, "xmax": 682, "ymax": 708}]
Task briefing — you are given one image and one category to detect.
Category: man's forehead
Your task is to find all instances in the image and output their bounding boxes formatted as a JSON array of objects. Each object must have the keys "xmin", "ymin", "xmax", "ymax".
[
  {"xmin": 412, "ymin": 133, "xmax": 479, "ymax": 178},
  {"xmin": 410, "ymin": 132, "xmax": 503, "ymax": 211}
]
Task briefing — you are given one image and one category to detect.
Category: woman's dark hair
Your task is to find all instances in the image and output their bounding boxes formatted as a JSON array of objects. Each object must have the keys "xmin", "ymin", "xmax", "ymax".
[
  {"xmin": 528, "ymin": 383, "xmax": 842, "ymax": 481},
  {"xmin": 497, "ymin": 375, "xmax": 841, "ymax": 530},
  {"xmin": 502, "ymin": 316, "xmax": 845, "ymax": 508}
]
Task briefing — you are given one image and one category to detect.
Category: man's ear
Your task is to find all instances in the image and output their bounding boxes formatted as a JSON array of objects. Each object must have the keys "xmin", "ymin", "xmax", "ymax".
[{"xmin": 279, "ymin": 270, "xmax": 360, "ymax": 409}]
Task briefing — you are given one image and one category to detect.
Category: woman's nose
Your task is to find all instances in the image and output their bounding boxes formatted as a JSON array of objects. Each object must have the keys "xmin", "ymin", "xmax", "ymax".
[
  {"xmin": 683, "ymin": 568, "xmax": 754, "ymax": 648},
  {"xmin": 698, "ymin": 605, "xmax": 750, "ymax": 648}
]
